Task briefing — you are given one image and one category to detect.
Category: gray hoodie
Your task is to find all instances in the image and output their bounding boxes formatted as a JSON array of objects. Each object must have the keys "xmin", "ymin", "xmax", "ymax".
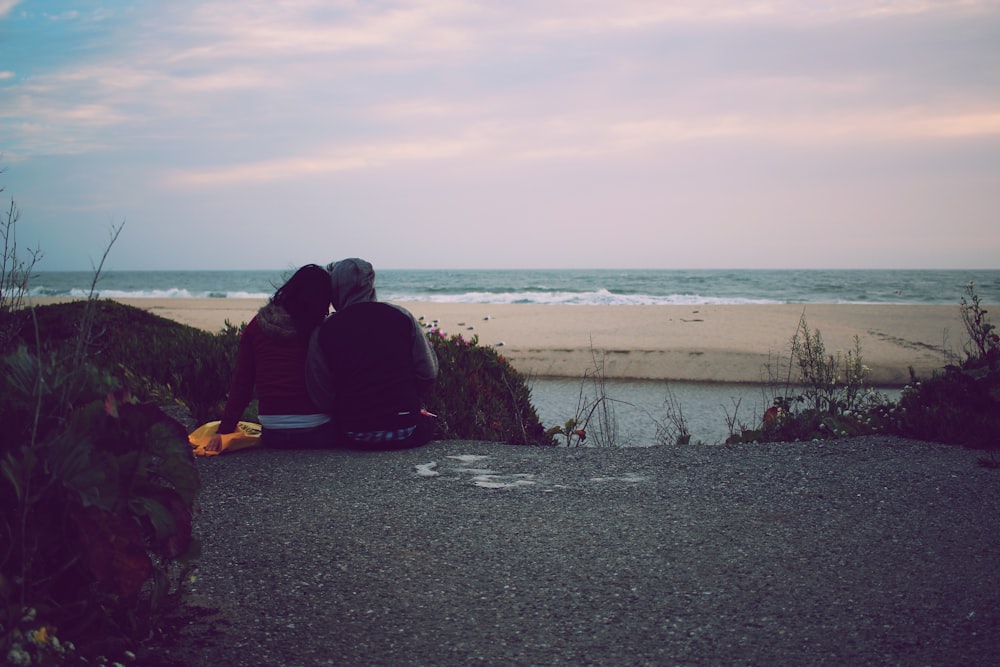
[{"xmin": 327, "ymin": 257, "xmax": 377, "ymax": 311}]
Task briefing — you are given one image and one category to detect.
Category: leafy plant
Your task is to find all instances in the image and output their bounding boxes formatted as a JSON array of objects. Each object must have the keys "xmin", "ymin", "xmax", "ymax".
[
  {"xmin": 546, "ymin": 417, "xmax": 590, "ymax": 447},
  {"xmin": 786, "ymin": 315, "xmax": 879, "ymax": 416},
  {"xmin": 1, "ymin": 355, "xmax": 201, "ymax": 661},
  {"xmin": 8, "ymin": 300, "xmax": 243, "ymax": 425},
  {"xmin": 960, "ymin": 281, "xmax": 999, "ymax": 366},
  {"xmin": 888, "ymin": 283, "xmax": 1000, "ymax": 461},
  {"xmin": 727, "ymin": 314, "xmax": 888, "ymax": 444},
  {"xmin": 424, "ymin": 330, "xmax": 552, "ymax": 446},
  {"xmin": 1, "ymin": 183, "xmax": 202, "ymax": 664}
]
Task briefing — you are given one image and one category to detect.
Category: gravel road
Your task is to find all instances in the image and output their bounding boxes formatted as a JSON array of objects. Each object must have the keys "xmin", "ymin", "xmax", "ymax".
[{"xmin": 152, "ymin": 436, "xmax": 1000, "ymax": 666}]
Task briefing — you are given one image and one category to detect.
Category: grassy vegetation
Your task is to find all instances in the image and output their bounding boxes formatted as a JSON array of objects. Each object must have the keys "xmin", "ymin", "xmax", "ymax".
[
  {"xmin": 720, "ymin": 284, "xmax": 999, "ymax": 462},
  {"xmin": 545, "ymin": 347, "xmax": 625, "ymax": 447},
  {"xmin": 889, "ymin": 283, "xmax": 1000, "ymax": 461},
  {"xmin": 7, "ymin": 300, "xmax": 242, "ymax": 425},
  {"xmin": 724, "ymin": 314, "xmax": 893, "ymax": 444},
  {"xmin": 424, "ymin": 330, "xmax": 552, "ymax": 446}
]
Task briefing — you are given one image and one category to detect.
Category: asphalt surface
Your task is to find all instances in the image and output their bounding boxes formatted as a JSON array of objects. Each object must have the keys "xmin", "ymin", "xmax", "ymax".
[{"xmin": 156, "ymin": 437, "xmax": 1000, "ymax": 666}]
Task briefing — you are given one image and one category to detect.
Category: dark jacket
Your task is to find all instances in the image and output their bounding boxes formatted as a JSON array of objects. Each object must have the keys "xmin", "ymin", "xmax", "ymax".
[{"xmin": 306, "ymin": 258, "xmax": 438, "ymax": 431}]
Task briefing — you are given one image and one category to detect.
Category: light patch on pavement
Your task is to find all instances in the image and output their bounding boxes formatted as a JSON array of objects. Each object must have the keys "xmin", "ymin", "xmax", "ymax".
[{"xmin": 415, "ymin": 462, "xmax": 440, "ymax": 477}]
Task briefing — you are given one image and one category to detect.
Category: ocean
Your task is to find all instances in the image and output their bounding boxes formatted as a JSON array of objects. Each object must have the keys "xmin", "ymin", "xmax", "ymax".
[
  {"xmin": 29, "ymin": 268, "xmax": 997, "ymax": 445},
  {"xmin": 28, "ymin": 268, "xmax": 1000, "ymax": 305}
]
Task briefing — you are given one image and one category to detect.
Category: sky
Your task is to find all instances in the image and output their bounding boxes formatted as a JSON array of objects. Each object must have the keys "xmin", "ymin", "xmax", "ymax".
[{"xmin": 1, "ymin": 1, "xmax": 999, "ymax": 271}]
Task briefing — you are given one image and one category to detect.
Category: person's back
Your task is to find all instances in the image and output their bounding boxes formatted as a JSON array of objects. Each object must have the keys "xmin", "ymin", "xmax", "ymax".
[
  {"xmin": 230, "ymin": 306, "xmax": 317, "ymax": 421},
  {"xmin": 307, "ymin": 258, "xmax": 438, "ymax": 449},
  {"xmin": 315, "ymin": 300, "xmax": 422, "ymax": 428},
  {"xmin": 211, "ymin": 264, "xmax": 334, "ymax": 451}
]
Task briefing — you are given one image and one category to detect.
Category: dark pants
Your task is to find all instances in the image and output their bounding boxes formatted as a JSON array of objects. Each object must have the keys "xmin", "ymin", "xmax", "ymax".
[
  {"xmin": 261, "ymin": 421, "xmax": 339, "ymax": 449},
  {"xmin": 340, "ymin": 412, "xmax": 436, "ymax": 451}
]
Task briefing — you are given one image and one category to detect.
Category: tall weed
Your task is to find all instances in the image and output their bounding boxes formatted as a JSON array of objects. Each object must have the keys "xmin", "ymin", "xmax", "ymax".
[
  {"xmin": 0, "ymin": 189, "xmax": 41, "ymax": 350},
  {"xmin": 545, "ymin": 347, "xmax": 625, "ymax": 447},
  {"xmin": 728, "ymin": 314, "xmax": 888, "ymax": 443}
]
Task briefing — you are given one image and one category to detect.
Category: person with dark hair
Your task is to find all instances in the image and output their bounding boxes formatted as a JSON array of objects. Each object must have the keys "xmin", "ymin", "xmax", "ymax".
[
  {"xmin": 207, "ymin": 264, "xmax": 335, "ymax": 451},
  {"xmin": 306, "ymin": 257, "xmax": 439, "ymax": 450}
]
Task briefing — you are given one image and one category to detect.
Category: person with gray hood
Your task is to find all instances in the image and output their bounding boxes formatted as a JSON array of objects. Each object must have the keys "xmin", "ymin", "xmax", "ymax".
[{"xmin": 306, "ymin": 258, "xmax": 439, "ymax": 449}]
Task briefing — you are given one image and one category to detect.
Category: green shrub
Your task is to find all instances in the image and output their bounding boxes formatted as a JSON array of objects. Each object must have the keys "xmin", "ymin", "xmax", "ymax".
[
  {"xmin": 728, "ymin": 395, "xmax": 892, "ymax": 444},
  {"xmin": 888, "ymin": 283, "xmax": 1000, "ymax": 454},
  {"xmin": 727, "ymin": 314, "xmax": 889, "ymax": 444},
  {"xmin": 890, "ymin": 368, "xmax": 1000, "ymax": 450},
  {"xmin": 1, "ymin": 348, "xmax": 200, "ymax": 663},
  {"xmin": 1, "ymin": 183, "xmax": 202, "ymax": 663},
  {"xmin": 727, "ymin": 284, "xmax": 1000, "ymax": 454},
  {"xmin": 7, "ymin": 300, "xmax": 242, "ymax": 425},
  {"xmin": 424, "ymin": 330, "xmax": 552, "ymax": 446}
]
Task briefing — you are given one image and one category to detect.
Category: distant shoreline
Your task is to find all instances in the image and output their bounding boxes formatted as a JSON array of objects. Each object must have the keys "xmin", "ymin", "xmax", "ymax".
[
  {"xmin": 27, "ymin": 267, "xmax": 1000, "ymax": 306},
  {"xmin": 29, "ymin": 297, "xmax": 964, "ymax": 385}
]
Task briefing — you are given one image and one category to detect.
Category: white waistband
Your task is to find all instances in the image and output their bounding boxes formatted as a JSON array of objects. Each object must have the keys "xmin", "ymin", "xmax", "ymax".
[{"xmin": 258, "ymin": 413, "xmax": 331, "ymax": 429}]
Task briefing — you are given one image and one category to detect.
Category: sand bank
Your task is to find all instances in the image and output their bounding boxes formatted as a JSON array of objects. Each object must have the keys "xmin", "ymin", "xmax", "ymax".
[{"xmin": 29, "ymin": 297, "xmax": 964, "ymax": 385}]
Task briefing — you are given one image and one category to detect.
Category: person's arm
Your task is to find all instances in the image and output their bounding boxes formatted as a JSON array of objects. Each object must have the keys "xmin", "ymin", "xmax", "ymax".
[
  {"xmin": 305, "ymin": 326, "xmax": 338, "ymax": 411},
  {"xmin": 218, "ymin": 323, "xmax": 256, "ymax": 434}
]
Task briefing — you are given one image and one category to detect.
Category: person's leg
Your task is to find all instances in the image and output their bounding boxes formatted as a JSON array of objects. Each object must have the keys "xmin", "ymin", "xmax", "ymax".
[{"xmin": 357, "ymin": 413, "xmax": 436, "ymax": 451}]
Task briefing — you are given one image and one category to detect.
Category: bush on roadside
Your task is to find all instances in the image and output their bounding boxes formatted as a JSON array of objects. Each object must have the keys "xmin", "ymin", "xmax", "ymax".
[
  {"xmin": 726, "ymin": 315, "xmax": 889, "ymax": 444},
  {"xmin": 424, "ymin": 330, "xmax": 552, "ymax": 446},
  {"xmin": 887, "ymin": 283, "xmax": 1000, "ymax": 454},
  {"xmin": 11, "ymin": 303, "xmax": 552, "ymax": 445},
  {"xmin": 1, "ymin": 314, "xmax": 202, "ymax": 665},
  {"xmin": 6, "ymin": 300, "xmax": 243, "ymax": 426},
  {"xmin": 1, "ymin": 348, "xmax": 201, "ymax": 664},
  {"xmin": 1, "ymin": 187, "xmax": 203, "ymax": 663},
  {"xmin": 890, "ymin": 368, "xmax": 1000, "ymax": 450},
  {"xmin": 725, "ymin": 284, "xmax": 1000, "ymax": 456}
]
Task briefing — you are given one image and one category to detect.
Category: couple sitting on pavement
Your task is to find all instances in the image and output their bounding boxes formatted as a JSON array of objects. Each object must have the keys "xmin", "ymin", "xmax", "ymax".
[{"xmin": 208, "ymin": 258, "xmax": 438, "ymax": 452}]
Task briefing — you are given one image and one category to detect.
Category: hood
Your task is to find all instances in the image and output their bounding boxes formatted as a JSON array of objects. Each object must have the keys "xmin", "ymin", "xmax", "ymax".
[
  {"xmin": 256, "ymin": 302, "xmax": 300, "ymax": 340},
  {"xmin": 327, "ymin": 258, "xmax": 377, "ymax": 311}
]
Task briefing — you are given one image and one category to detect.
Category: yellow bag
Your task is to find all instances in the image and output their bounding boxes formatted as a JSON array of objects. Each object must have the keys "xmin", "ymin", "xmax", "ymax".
[{"xmin": 188, "ymin": 421, "xmax": 263, "ymax": 457}]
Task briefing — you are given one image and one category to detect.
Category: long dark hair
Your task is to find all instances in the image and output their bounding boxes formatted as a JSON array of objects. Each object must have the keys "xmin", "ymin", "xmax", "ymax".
[{"xmin": 272, "ymin": 264, "xmax": 332, "ymax": 335}]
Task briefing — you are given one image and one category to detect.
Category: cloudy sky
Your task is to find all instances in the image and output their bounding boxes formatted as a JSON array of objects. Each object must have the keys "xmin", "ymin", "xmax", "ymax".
[{"xmin": 1, "ymin": 1, "xmax": 998, "ymax": 271}]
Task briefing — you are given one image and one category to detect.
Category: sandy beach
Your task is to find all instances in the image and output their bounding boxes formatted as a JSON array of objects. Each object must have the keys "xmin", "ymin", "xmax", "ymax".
[{"xmin": 31, "ymin": 297, "xmax": 965, "ymax": 385}]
